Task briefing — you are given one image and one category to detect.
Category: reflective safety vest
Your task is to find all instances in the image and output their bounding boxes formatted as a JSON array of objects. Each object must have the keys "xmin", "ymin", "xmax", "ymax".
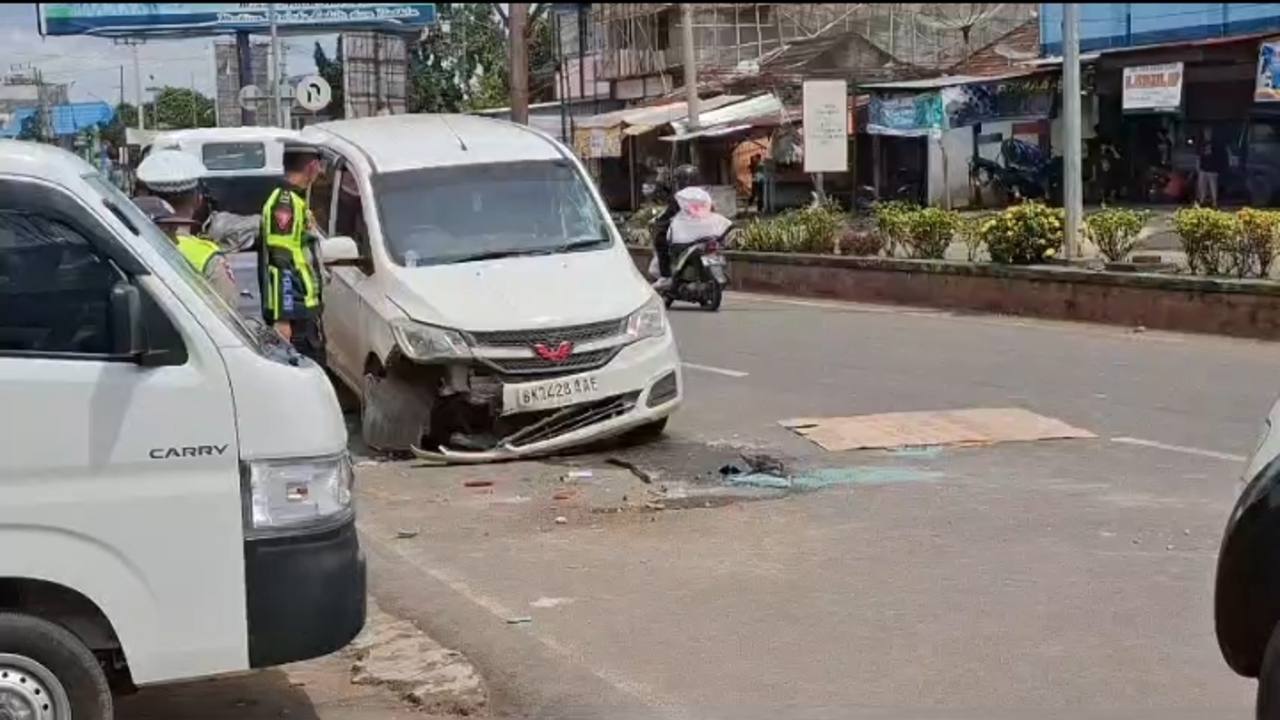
[
  {"xmin": 260, "ymin": 186, "xmax": 321, "ymax": 322},
  {"xmin": 175, "ymin": 234, "xmax": 221, "ymax": 274}
]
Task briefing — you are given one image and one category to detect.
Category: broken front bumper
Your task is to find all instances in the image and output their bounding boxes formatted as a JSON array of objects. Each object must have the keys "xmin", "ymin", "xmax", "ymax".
[{"xmin": 413, "ymin": 333, "xmax": 682, "ymax": 462}]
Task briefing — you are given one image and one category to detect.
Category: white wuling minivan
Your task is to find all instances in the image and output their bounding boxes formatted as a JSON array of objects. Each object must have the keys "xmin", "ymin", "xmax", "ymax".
[
  {"xmin": 300, "ymin": 114, "xmax": 683, "ymax": 461},
  {"xmin": 0, "ymin": 141, "xmax": 364, "ymax": 719}
]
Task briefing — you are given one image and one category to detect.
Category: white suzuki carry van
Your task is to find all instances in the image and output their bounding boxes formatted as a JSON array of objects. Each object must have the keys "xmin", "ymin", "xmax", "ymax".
[
  {"xmin": 299, "ymin": 115, "xmax": 683, "ymax": 460},
  {"xmin": 0, "ymin": 141, "xmax": 364, "ymax": 719}
]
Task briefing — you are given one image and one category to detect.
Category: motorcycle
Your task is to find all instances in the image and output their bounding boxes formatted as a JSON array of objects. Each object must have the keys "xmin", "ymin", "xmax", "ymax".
[
  {"xmin": 970, "ymin": 138, "xmax": 1063, "ymax": 204},
  {"xmin": 649, "ymin": 227, "xmax": 733, "ymax": 311}
]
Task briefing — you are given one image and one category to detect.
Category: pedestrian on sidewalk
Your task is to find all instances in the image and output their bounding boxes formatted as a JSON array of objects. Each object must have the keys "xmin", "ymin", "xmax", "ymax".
[{"xmin": 1197, "ymin": 128, "xmax": 1227, "ymax": 208}]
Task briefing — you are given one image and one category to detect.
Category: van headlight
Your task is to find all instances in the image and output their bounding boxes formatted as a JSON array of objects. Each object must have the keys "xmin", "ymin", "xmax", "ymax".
[
  {"xmin": 392, "ymin": 319, "xmax": 471, "ymax": 360},
  {"xmin": 625, "ymin": 296, "xmax": 667, "ymax": 342},
  {"xmin": 244, "ymin": 453, "xmax": 354, "ymax": 538}
]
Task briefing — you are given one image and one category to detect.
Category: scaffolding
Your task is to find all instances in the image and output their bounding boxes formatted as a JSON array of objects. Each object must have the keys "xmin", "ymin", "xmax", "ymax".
[
  {"xmin": 342, "ymin": 32, "xmax": 408, "ymax": 119},
  {"xmin": 590, "ymin": 3, "xmax": 1037, "ymax": 84}
]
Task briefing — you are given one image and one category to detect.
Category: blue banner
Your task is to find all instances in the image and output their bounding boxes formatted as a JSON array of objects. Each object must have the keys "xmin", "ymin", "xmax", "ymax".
[
  {"xmin": 41, "ymin": 3, "xmax": 437, "ymax": 37},
  {"xmin": 866, "ymin": 92, "xmax": 944, "ymax": 137}
]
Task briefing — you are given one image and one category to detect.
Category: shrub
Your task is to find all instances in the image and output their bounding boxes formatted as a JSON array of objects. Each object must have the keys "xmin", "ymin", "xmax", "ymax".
[
  {"xmin": 903, "ymin": 206, "xmax": 960, "ymax": 259},
  {"xmin": 958, "ymin": 214, "xmax": 990, "ymax": 262},
  {"xmin": 622, "ymin": 204, "xmax": 666, "ymax": 247},
  {"xmin": 1085, "ymin": 207, "xmax": 1150, "ymax": 262},
  {"xmin": 1237, "ymin": 208, "xmax": 1280, "ymax": 278},
  {"xmin": 735, "ymin": 202, "xmax": 845, "ymax": 254},
  {"xmin": 980, "ymin": 202, "xmax": 1065, "ymax": 265},
  {"xmin": 840, "ymin": 228, "xmax": 885, "ymax": 256},
  {"xmin": 872, "ymin": 200, "xmax": 916, "ymax": 257},
  {"xmin": 1173, "ymin": 206, "xmax": 1238, "ymax": 276}
]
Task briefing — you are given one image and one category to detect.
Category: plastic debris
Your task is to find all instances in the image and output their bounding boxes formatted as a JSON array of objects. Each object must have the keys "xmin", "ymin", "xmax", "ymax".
[
  {"xmin": 463, "ymin": 479, "xmax": 494, "ymax": 488},
  {"xmin": 606, "ymin": 457, "xmax": 653, "ymax": 483},
  {"xmin": 395, "ymin": 528, "xmax": 420, "ymax": 539},
  {"xmin": 505, "ymin": 616, "xmax": 533, "ymax": 625},
  {"xmin": 554, "ymin": 516, "xmax": 568, "ymax": 525}
]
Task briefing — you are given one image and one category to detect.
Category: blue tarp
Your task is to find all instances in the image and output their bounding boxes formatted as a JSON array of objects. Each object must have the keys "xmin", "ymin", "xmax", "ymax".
[{"xmin": 0, "ymin": 102, "xmax": 115, "ymax": 138}]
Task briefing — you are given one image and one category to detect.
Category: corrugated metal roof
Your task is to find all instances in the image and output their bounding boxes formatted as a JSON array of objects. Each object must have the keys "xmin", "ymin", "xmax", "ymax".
[
  {"xmin": 575, "ymin": 95, "xmax": 745, "ymax": 130},
  {"xmin": 0, "ymin": 101, "xmax": 114, "ymax": 138},
  {"xmin": 860, "ymin": 68, "xmax": 1049, "ymax": 91},
  {"xmin": 668, "ymin": 94, "xmax": 786, "ymax": 136}
]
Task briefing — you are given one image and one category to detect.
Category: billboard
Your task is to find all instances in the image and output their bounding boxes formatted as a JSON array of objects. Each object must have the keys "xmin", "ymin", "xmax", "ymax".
[
  {"xmin": 1257, "ymin": 39, "xmax": 1280, "ymax": 103},
  {"xmin": 39, "ymin": 3, "xmax": 437, "ymax": 37},
  {"xmin": 802, "ymin": 80, "xmax": 848, "ymax": 174}
]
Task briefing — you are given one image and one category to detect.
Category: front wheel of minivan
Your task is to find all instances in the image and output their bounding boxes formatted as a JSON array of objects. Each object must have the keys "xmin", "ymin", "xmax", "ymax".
[
  {"xmin": 1258, "ymin": 622, "xmax": 1280, "ymax": 719},
  {"xmin": 0, "ymin": 613, "xmax": 113, "ymax": 720}
]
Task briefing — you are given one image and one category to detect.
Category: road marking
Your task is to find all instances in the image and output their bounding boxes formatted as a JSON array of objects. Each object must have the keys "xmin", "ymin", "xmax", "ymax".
[
  {"xmin": 682, "ymin": 361, "xmax": 749, "ymax": 378},
  {"xmin": 1111, "ymin": 436, "xmax": 1246, "ymax": 463}
]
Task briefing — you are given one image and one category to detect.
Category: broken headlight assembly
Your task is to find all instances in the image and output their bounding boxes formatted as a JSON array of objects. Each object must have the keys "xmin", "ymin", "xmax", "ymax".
[
  {"xmin": 625, "ymin": 295, "xmax": 667, "ymax": 342},
  {"xmin": 243, "ymin": 452, "xmax": 354, "ymax": 538},
  {"xmin": 392, "ymin": 319, "xmax": 472, "ymax": 361}
]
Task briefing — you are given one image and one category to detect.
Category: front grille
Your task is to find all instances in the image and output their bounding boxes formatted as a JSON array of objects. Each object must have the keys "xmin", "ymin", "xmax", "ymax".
[
  {"xmin": 506, "ymin": 392, "xmax": 641, "ymax": 449},
  {"xmin": 480, "ymin": 347, "xmax": 619, "ymax": 377},
  {"xmin": 467, "ymin": 318, "xmax": 627, "ymax": 349}
]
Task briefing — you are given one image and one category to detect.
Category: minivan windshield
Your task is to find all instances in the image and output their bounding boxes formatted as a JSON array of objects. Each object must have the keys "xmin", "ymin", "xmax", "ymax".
[{"xmin": 373, "ymin": 160, "xmax": 612, "ymax": 267}]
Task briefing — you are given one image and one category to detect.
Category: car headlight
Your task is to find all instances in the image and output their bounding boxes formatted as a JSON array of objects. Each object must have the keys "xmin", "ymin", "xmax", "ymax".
[
  {"xmin": 391, "ymin": 319, "xmax": 471, "ymax": 361},
  {"xmin": 625, "ymin": 295, "xmax": 667, "ymax": 342},
  {"xmin": 243, "ymin": 453, "xmax": 354, "ymax": 538}
]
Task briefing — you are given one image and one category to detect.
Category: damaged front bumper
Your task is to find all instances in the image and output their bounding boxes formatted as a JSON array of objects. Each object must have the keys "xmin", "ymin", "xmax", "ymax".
[{"xmin": 412, "ymin": 334, "xmax": 682, "ymax": 462}]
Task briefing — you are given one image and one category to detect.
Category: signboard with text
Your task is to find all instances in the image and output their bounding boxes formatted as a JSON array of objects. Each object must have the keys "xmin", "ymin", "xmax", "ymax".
[
  {"xmin": 802, "ymin": 80, "xmax": 848, "ymax": 174},
  {"xmin": 1122, "ymin": 62, "xmax": 1183, "ymax": 113},
  {"xmin": 39, "ymin": 3, "xmax": 437, "ymax": 37}
]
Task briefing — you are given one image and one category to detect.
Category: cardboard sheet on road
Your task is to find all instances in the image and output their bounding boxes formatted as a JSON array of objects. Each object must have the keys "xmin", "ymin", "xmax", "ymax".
[{"xmin": 780, "ymin": 407, "xmax": 1096, "ymax": 452}]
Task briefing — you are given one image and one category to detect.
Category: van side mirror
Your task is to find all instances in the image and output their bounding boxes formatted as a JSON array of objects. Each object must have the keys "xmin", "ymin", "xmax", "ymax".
[
  {"xmin": 109, "ymin": 281, "xmax": 147, "ymax": 358},
  {"xmin": 321, "ymin": 235, "xmax": 362, "ymax": 267}
]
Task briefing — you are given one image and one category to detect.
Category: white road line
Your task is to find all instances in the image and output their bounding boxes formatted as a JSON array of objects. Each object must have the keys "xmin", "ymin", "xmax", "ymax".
[
  {"xmin": 1111, "ymin": 436, "xmax": 1246, "ymax": 463},
  {"xmin": 682, "ymin": 362, "xmax": 749, "ymax": 378}
]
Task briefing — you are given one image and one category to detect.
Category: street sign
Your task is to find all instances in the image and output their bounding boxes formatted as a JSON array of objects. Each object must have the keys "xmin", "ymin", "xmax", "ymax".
[
  {"xmin": 802, "ymin": 79, "xmax": 848, "ymax": 173},
  {"xmin": 238, "ymin": 85, "xmax": 263, "ymax": 112},
  {"xmin": 41, "ymin": 3, "xmax": 437, "ymax": 38},
  {"xmin": 296, "ymin": 76, "xmax": 332, "ymax": 112}
]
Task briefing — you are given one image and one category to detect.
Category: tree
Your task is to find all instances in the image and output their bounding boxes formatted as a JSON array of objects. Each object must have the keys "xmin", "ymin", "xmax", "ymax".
[
  {"xmin": 150, "ymin": 87, "xmax": 215, "ymax": 130},
  {"xmin": 314, "ymin": 41, "xmax": 345, "ymax": 118},
  {"xmin": 407, "ymin": 3, "xmax": 509, "ymax": 113},
  {"xmin": 101, "ymin": 103, "xmax": 136, "ymax": 148}
]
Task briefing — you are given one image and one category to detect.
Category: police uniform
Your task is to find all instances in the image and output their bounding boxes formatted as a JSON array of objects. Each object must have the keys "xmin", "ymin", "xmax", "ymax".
[
  {"xmin": 261, "ymin": 158, "xmax": 326, "ymax": 362},
  {"xmin": 174, "ymin": 233, "xmax": 239, "ymax": 308}
]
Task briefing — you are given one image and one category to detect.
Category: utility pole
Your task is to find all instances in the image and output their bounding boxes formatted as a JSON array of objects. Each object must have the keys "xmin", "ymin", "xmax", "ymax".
[
  {"xmin": 34, "ymin": 67, "xmax": 49, "ymax": 142},
  {"xmin": 190, "ymin": 72, "xmax": 198, "ymax": 128},
  {"xmin": 681, "ymin": 3, "xmax": 700, "ymax": 163},
  {"xmin": 236, "ymin": 31, "xmax": 255, "ymax": 126},
  {"xmin": 1062, "ymin": 3, "xmax": 1083, "ymax": 259},
  {"xmin": 113, "ymin": 38, "xmax": 147, "ymax": 130},
  {"xmin": 509, "ymin": 3, "xmax": 530, "ymax": 125},
  {"xmin": 269, "ymin": 2, "xmax": 283, "ymax": 128}
]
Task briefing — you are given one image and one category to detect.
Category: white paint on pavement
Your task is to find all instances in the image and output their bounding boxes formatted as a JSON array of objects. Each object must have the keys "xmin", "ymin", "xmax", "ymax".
[
  {"xmin": 682, "ymin": 362, "xmax": 749, "ymax": 378},
  {"xmin": 1111, "ymin": 436, "xmax": 1246, "ymax": 463}
]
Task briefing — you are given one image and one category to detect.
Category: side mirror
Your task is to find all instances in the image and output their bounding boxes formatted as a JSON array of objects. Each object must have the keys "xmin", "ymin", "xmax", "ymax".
[
  {"xmin": 321, "ymin": 235, "xmax": 362, "ymax": 267},
  {"xmin": 109, "ymin": 281, "xmax": 147, "ymax": 358}
]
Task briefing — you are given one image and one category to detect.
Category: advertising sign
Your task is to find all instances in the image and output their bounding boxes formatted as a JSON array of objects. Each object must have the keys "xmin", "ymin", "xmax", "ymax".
[
  {"xmin": 1122, "ymin": 62, "xmax": 1184, "ymax": 112},
  {"xmin": 802, "ymin": 79, "xmax": 848, "ymax": 173},
  {"xmin": 942, "ymin": 74, "xmax": 1059, "ymax": 128},
  {"xmin": 1257, "ymin": 39, "xmax": 1280, "ymax": 103},
  {"xmin": 40, "ymin": 3, "xmax": 437, "ymax": 37},
  {"xmin": 866, "ymin": 92, "xmax": 944, "ymax": 137}
]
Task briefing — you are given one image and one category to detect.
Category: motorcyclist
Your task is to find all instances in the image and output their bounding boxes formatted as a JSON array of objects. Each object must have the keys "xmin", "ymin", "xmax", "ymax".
[
  {"xmin": 649, "ymin": 186, "xmax": 731, "ymax": 288},
  {"xmin": 651, "ymin": 163, "xmax": 701, "ymax": 290}
]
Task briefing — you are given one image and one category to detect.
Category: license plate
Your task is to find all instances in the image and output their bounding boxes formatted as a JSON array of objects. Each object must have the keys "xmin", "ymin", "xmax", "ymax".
[
  {"xmin": 507, "ymin": 375, "xmax": 602, "ymax": 413},
  {"xmin": 701, "ymin": 255, "xmax": 725, "ymax": 266}
]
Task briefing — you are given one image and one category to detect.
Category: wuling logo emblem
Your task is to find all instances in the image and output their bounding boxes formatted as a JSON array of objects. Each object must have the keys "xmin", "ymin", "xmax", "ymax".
[{"xmin": 532, "ymin": 341, "xmax": 574, "ymax": 363}]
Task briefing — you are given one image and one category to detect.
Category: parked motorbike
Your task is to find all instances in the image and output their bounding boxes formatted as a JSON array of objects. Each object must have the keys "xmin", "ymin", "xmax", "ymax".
[
  {"xmin": 970, "ymin": 138, "xmax": 1063, "ymax": 204},
  {"xmin": 649, "ymin": 228, "xmax": 733, "ymax": 311}
]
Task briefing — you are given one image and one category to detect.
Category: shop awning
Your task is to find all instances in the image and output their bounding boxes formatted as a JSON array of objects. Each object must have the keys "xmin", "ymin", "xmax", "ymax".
[
  {"xmin": 667, "ymin": 94, "xmax": 786, "ymax": 136},
  {"xmin": 860, "ymin": 68, "xmax": 1047, "ymax": 91},
  {"xmin": 574, "ymin": 95, "xmax": 745, "ymax": 131}
]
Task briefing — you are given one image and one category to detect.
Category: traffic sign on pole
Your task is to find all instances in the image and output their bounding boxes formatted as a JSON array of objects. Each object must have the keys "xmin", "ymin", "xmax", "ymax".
[{"xmin": 295, "ymin": 75, "xmax": 332, "ymax": 112}]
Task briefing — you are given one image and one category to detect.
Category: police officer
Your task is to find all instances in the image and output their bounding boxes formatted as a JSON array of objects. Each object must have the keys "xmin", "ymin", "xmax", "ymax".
[
  {"xmin": 134, "ymin": 149, "xmax": 240, "ymax": 307},
  {"xmin": 651, "ymin": 163, "xmax": 700, "ymax": 290},
  {"xmin": 261, "ymin": 142, "xmax": 327, "ymax": 361}
]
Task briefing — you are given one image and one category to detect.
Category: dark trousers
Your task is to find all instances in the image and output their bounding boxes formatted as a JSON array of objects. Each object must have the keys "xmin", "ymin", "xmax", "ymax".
[
  {"xmin": 654, "ymin": 234, "xmax": 672, "ymax": 277},
  {"xmin": 289, "ymin": 317, "xmax": 326, "ymax": 364}
]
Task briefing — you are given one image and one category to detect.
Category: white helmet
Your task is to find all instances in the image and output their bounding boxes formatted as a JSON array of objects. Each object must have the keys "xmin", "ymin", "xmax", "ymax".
[{"xmin": 136, "ymin": 149, "xmax": 205, "ymax": 194}]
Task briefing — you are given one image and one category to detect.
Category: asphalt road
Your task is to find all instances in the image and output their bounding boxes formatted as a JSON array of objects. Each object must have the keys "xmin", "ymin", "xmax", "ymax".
[{"xmin": 356, "ymin": 292, "xmax": 1280, "ymax": 720}]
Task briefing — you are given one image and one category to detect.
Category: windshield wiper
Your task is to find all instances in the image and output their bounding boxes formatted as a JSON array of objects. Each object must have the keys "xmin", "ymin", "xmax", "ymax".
[
  {"xmin": 557, "ymin": 237, "xmax": 610, "ymax": 252},
  {"xmin": 441, "ymin": 248, "xmax": 555, "ymax": 264}
]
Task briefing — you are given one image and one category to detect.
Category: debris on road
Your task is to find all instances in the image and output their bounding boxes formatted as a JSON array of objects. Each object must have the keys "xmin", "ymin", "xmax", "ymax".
[
  {"xmin": 505, "ymin": 616, "xmax": 533, "ymax": 624},
  {"xmin": 741, "ymin": 452, "xmax": 788, "ymax": 476},
  {"xmin": 395, "ymin": 528, "xmax": 420, "ymax": 539},
  {"xmin": 529, "ymin": 596, "xmax": 575, "ymax": 608},
  {"xmin": 779, "ymin": 408, "xmax": 1095, "ymax": 452},
  {"xmin": 724, "ymin": 466, "xmax": 943, "ymax": 491},
  {"xmin": 719, "ymin": 463, "xmax": 743, "ymax": 476},
  {"xmin": 463, "ymin": 479, "xmax": 494, "ymax": 488},
  {"xmin": 552, "ymin": 489, "xmax": 577, "ymax": 501},
  {"xmin": 554, "ymin": 516, "xmax": 568, "ymax": 525},
  {"xmin": 563, "ymin": 469, "xmax": 594, "ymax": 481},
  {"xmin": 350, "ymin": 604, "xmax": 487, "ymax": 716},
  {"xmin": 606, "ymin": 457, "xmax": 654, "ymax": 483}
]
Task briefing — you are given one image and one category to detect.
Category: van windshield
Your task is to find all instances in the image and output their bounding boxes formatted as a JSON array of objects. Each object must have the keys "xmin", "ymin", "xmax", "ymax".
[{"xmin": 372, "ymin": 160, "xmax": 612, "ymax": 267}]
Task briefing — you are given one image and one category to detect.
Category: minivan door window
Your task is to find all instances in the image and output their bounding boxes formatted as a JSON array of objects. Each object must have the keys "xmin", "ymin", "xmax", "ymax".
[{"xmin": 372, "ymin": 160, "xmax": 611, "ymax": 267}]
